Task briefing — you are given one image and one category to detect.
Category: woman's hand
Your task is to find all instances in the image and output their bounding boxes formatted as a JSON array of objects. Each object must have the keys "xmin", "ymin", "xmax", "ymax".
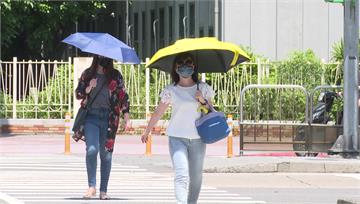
[
  {"xmin": 140, "ymin": 102, "xmax": 169, "ymax": 144},
  {"xmin": 195, "ymin": 90, "xmax": 206, "ymax": 104},
  {"xmin": 141, "ymin": 132, "xmax": 149, "ymax": 143},
  {"xmin": 85, "ymin": 78, "xmax": 97, "ymax": 94},
  {"xmin": 123, "ymin": 113, "xmax": 131, "ymax": 131},
  {"xmin": 89, "ymin": 78, "xmax": 97, "ymax": 87}
]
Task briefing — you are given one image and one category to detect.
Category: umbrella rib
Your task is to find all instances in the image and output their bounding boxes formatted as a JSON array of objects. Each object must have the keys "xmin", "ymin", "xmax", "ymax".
[{"xmin": 214, "ymin": 50, "xmax": 227, "ymax": 72}]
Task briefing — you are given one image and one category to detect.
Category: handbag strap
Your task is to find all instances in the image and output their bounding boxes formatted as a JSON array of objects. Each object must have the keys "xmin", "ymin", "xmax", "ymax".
[
  {"xmin": 196, "ymin": 82, "xmax": 216, "ymax": 113},
  {"xmin": 85, "ymin": 79, "xmax": 107, "ymax": 109}
]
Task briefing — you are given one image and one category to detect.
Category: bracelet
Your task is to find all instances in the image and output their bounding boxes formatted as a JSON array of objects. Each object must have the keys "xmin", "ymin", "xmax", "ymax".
[{"xmin": 199, "ymin": 99, "xmax": 207, "ymax": 105}]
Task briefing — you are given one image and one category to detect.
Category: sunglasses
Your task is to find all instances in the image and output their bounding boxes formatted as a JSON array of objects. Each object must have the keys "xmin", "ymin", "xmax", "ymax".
[{"xmin": 176, "ymin": 58, "xmax": 194, "ymax": 66}]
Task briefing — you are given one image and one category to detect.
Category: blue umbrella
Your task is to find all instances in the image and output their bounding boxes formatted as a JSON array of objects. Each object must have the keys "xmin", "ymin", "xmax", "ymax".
[{"xmin": 62, "ymin": 32, "xmax": 140, "ymax": 64}]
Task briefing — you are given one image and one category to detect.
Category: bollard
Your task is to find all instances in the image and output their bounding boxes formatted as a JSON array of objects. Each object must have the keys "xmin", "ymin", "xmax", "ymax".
[
  {"xmin": 64, "ymin": 112, "xmax": 71, "ymax": 154},
  {"xmin": 145, "ymin": 113, "xmax": 152, "ymax": 156},
  {"xmin": 227, "ymin": 114, "xmax": 233, "ymax": 158}
]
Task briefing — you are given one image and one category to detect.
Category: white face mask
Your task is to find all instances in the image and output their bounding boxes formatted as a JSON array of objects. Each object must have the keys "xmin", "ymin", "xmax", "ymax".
[{"xmin": 176, "ymin": 65, "xmax": 194, "ymax": 78}]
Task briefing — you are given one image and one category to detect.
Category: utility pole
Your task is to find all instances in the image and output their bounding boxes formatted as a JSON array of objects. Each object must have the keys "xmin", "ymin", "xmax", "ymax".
[
  {"xmin": 342, "ymin": 0, "xmax": 359, "ymax": 157},
  {"xmin": 326, "ymin": 0, "xmax": 359, "ymax": 158}
]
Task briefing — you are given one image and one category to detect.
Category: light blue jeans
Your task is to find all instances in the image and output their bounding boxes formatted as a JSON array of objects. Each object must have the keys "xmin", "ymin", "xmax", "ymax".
[
  {"xmin": 168, "ymin": 136, "xmax": 206, "ymax": 204},
  {"xmin": 84, "ymin": 108, "xmax": 112, "ymax": 193}
]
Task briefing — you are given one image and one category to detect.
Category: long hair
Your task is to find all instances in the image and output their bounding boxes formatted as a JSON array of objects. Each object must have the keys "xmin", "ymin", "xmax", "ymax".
[
  {"xmin": 83, "ymin": 55, "xmax": 114, "ymax": 83},
  {"xmin": 171, "ymin": 52, "xmax": 199, "ymax": 85}
]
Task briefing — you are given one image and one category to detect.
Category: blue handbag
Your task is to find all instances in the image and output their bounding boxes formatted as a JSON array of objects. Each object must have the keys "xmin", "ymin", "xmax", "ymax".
[{"xmin": 195, "ymin": 100, "xmax": 231, "ymax": 144}]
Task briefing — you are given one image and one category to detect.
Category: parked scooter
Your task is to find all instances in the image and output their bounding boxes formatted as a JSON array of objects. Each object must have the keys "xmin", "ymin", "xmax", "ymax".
[{"xmin": 293, "ymin": 91, "xmax": 341, "ymax": 157}]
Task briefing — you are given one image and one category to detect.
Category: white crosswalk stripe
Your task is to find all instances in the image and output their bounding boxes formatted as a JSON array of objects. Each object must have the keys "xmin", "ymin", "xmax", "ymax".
[{"xmin": 0, "ymin": 156, "xmax": 266, "ymax": 204}]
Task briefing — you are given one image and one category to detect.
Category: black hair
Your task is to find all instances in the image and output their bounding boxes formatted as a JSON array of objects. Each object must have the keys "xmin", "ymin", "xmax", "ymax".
[
  {"xmin": 171, "ymin": 52, "xmax": 199, "ymax": 85},
  {"xmin": 83, "ymin": 55, "xmax": 114, "ymax": 83}
]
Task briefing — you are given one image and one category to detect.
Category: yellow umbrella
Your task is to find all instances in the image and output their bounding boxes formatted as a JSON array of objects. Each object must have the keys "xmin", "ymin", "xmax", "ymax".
[{"xmin": 146, "ymin": 37, "xmax": 250, "ymax": 73}]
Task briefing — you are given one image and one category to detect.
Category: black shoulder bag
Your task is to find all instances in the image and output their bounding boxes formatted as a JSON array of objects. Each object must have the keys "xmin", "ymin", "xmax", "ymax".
[{"xmin": 72, "ymin": 80, "xmax": 106, "ymax": 133}]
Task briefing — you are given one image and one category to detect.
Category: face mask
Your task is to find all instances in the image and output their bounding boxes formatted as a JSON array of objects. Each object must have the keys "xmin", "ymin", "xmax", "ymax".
[
  {"xmin": 98, "ymin": 57, "xmax": 112, "ymax": 68},
  {"xmin": 176, "ymin": 65, "xmax": 194, "ymax": 78}
]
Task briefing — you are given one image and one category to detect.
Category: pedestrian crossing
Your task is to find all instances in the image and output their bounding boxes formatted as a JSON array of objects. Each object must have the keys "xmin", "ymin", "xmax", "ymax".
[{"xmin": 0, "ymin": 155, "xmax": 266, "ymax": 204}]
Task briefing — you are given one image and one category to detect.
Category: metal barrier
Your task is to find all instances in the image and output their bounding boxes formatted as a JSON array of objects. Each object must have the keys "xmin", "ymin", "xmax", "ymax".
[
  {"xmin": 239, "ymin": 84, "xmax": 309, "ymax": 155},
  {"xmin": 304, "ymin": 85, "xmax": 344, "ymax": 154}
]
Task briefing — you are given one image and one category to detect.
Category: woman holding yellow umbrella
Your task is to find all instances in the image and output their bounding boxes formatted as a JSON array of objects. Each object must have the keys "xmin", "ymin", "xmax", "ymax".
[{"xmin": 141, "ymin": 37, "xmax": 249, "ymax": 204}]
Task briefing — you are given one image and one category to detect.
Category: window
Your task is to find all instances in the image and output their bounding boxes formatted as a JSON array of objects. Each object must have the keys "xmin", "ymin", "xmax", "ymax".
[
  {"xmin": 142, "ymin": 11, "xmax": 146, "ymax": 41},
  {"xmin": 189, "ymin": 2, "xmax": 195, "ymax": 37},
  {"xmin": 151, "ymin": 10, "xmax": 155, "ymax": 40},
  {"xmin": 141, "ymin": 11, "xmax": 146, "ymax": 60},
  {"xmin": 208, "ymin": 26, "xmax": 214, "ymax": 37},
  {"xmin": 199, "ymin": 27, "xmax": 204, "ymax": 37},
  {"xmin": 159, "ymin": 8, "xmax": 165, "ymax": 48},
  {"xmin": 151, "ymin": 9, "xmax": 156, "ymax": 53},
  {"xmin": 134, "ymin": 13, "xmax": 139, "ymax": 41},
  {"xmin": 179, "ymin": 4, "xmax": 185, "ymax": 38},
  {"xmin": 169, "ymin": 6, "xmax": 173, "ymax": 43},
  {"xmin": 133, "ymin": 13, "xmax": 139, "ymax": 52},
  {"xmin": 118, "ymin": 16, "xmax": 124, "ymax": 42}
]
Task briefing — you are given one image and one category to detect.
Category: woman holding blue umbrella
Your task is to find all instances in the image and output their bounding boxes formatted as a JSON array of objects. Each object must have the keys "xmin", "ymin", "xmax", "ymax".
[
  {"xmin": 62, "ymin": 32, "xmax": 138, "ymax": 200},
  {"xmin": 74, "ymin": 55, "xmax": 131, "ymax": 200}
]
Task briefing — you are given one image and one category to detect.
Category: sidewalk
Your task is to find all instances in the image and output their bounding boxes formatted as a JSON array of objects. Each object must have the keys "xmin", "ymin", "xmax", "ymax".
[{"xmin": 0, "ymin": 134, "xmax": 360, "ymax": 173}]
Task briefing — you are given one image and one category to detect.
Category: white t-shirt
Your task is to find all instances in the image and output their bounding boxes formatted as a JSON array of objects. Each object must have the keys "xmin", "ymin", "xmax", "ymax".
[{"xmin": 160, "ymin": 82, "xmax": 215, "ymax": 139}]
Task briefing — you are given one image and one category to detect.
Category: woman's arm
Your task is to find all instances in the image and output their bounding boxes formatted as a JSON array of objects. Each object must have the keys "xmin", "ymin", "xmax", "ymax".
[
  {"xmin": 196, "ymin": 83, "xmax": 215, "ymax": 108},
  {"xmin": 141, "ymin": 102, "xmax": 169, "ymax": 143},
  {"xmin": 75, "ymin": 70, "xmax": 90, "ymax": 100},
  {"xmin": 196, "ymin": 90, "xmax": 213, "ymax": 108}
]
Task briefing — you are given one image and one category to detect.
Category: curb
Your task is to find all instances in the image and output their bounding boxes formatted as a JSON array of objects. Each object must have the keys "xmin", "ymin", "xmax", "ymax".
[
  {"xmin": 203, "ymin": 157, "xmax": 360, "ymax": 173},
  {"xmin": 0, "ymin": 193, "xmax": 24, "ymax": 204},
  {"xmin": 338, "ymin": 199, "xmax": 360, "ymax": 204}
]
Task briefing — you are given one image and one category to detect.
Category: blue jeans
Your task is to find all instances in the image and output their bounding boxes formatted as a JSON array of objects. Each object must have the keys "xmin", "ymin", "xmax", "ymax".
[
  {"xmin": 168, "ymin": 136, "xmax": 206, "ymax": 204},
  {"xmin": 84, "ymin": 108, "xmax": 112, "ymax": 193}
]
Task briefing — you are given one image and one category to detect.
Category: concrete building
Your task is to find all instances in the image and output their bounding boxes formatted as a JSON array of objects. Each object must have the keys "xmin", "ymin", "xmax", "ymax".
[
  {"xmin": 129, "ymin": 0, "xmax": 216, "ymax": 61},
  {"xmin": 77, "ymin": 0, "xmax": 345, "ymax": 62},
  {"xmin": 222, "ymin": 0, "xmax": 343, "ymax": 61}
]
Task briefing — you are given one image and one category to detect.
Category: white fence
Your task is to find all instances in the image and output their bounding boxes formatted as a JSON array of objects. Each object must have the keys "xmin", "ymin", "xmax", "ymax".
[
  {"xmin": 0, "ymin": 57, "xmax": 341, "ymax": 119},
  {"xmin": 0, "ymin": 57, "xmax": 72, "ymax": 119}
]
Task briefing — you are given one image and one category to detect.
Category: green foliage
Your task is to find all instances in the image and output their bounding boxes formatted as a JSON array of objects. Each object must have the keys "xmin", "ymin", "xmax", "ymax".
[
  {"xmin": 1, "ymin": 0, "xmax": 106, "ymax": 60},
  {"xmin": 331, "ymin": 39, "xmax": 360, "ymax": 63},
  {"xmin": 0, "ymin": 48, "xmax": 346, "ymax": 121},
  {"xmin": 329, "ymin": 39, "xmax": 360, "ymax": 85},
  {"xmin": 8, "ymin": 64, "xmax": 73, "ymax": 119},
  {"xmin": 329, "ymin": 96, "xmax": 344, "ymax": 123},
  {"xmin": 241, "ymin": 50, "xmax": 322, "ymax": 121},
  {"xmin": 274, "ymin": 50, "xmax": 322, "ymax": 121},
  {"xmin": 239, "ymin": 46, "xmax": 268, "ymax": 63},
  {"xmin": 331, "ymin": 40, "xmax": 344, "ymax": 63},
  {"xmin": 0, "ymin": 92, "xmax": 13, "ymax": 118},
  {"xmin": 242, "ymin": 88, "xmax": 306, "ymax": 122},
  {"xmin": 275, "ymin": 50, "xmax": 323, "ymax": 90}
]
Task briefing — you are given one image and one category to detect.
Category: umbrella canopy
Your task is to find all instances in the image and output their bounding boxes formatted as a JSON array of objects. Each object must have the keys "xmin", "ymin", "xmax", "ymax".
[
  {"xmin": 62, "ymin": 32, "xmax": 140, "ymax": 64},
  {"xmin": 146, "ymin": 37, "xmax": 250, "ymax": 73}
]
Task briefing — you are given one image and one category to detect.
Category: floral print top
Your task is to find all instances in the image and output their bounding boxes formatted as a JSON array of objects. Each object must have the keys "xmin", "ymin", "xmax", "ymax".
[{"xmin": 74, "ymin": 68, "xmax": 129, "ymax": 152}]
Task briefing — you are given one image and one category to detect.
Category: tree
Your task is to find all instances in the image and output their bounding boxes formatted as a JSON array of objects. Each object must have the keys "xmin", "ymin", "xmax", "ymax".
[{"xmin": 1, "ymin": 0, "xmax": 107, "ymax": 60}]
